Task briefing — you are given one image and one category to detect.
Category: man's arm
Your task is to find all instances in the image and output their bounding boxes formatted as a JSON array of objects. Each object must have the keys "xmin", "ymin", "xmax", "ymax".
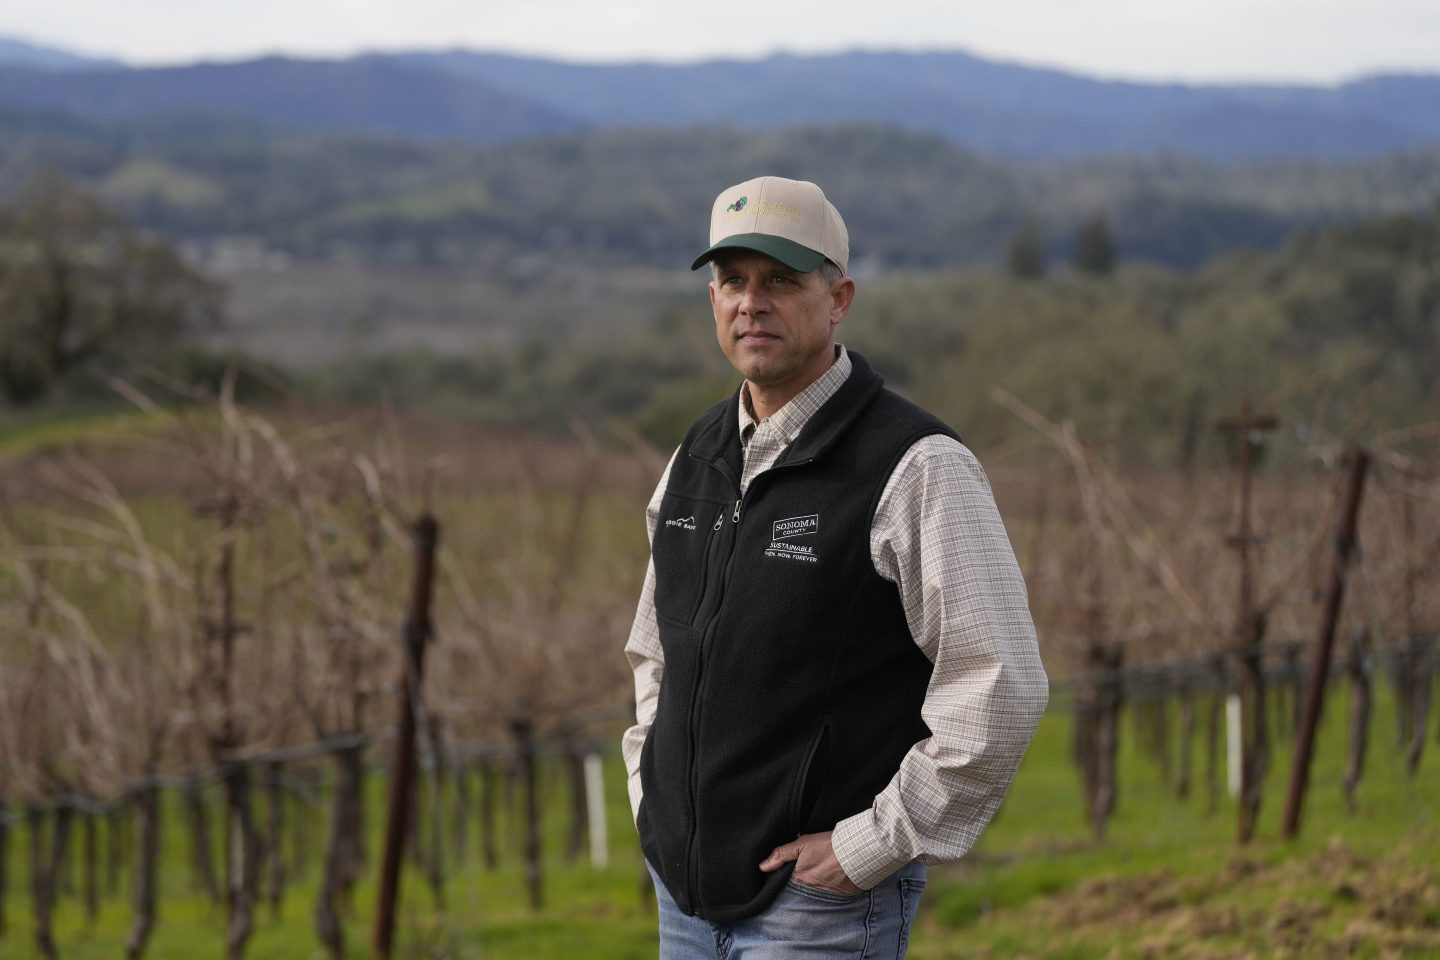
[
  {"xmin": 828, "ymin": 435, "xmax": 1049, "ymax": 889},
  {"xmin": 620, "ymin": 451, "xmax": 677, "ymax": 825}
]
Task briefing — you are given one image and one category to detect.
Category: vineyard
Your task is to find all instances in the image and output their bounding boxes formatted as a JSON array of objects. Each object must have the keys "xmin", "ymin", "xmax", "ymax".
[{"xmin": 0, "ymin": 379, "xmax": 1437, "ymax": 959}]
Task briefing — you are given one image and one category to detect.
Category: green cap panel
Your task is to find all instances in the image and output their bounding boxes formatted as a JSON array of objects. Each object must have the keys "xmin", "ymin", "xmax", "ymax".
[{"xmin": 690, "ymin": 233, "xmax": 827, "ymax": 273}]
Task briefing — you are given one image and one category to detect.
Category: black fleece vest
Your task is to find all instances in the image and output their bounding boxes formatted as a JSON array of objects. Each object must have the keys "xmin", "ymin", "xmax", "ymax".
[{"xmin": 637, "ymin": 351, "xmax": 959, "ymax": 923}]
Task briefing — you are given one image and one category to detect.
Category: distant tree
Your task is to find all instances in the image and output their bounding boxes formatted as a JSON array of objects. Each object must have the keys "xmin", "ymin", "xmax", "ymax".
[
  {"xmin": 0, "ymin": 172, "xmax": 220, "ymax": 405},
  {"xmin": 1074, "ymin": 214, "xmax": 1117, "ymax": 276},
  {"xmin": 1006, "ymin": 220, "xmax": 1046, "ymax": 280}
]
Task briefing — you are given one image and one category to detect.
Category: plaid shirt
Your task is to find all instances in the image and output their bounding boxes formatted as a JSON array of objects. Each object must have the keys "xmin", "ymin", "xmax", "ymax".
[{"xmin": 622, "ymin": 346, "xmax": 1048, "ymax": 889}]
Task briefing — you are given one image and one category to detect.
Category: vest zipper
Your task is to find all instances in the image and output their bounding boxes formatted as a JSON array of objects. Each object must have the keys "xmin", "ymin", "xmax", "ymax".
[
  {"xmin": 690, "ymin": 506, "xmax": 727, "ymax": 624},
  {"xmin": 681, "ymin": 457, "xmax": 815, "ymax": 914}
]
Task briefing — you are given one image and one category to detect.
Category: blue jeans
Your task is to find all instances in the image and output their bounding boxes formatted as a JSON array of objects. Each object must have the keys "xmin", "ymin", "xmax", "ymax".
[{"xmin": 649, "ymin": 860, "xmax": 927, "ymax": 959}]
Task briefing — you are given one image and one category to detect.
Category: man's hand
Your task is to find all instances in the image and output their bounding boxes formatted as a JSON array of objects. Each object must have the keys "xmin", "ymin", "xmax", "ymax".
[{"xmin": 759, "ymin": 831, "xmax": 863, "ymax": 895}]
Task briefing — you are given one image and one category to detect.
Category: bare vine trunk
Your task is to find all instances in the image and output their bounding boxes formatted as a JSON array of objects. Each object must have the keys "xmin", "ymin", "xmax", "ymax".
[
  {"xmin": 1343, "ymin": 635, "xmax": 1372, "ymax": 813},
  {"xmin": 27, "ymin": 806, "xmax": 58, "ymax": 960},
  {"xmin": 0, "ymin": 806, "xmax": 9, "ymax": 939},
  {"xmin": 224, "ymin": 764, "xmax": 261, "ymax": 960},
  {"xmin": 183, "ymin": 782, "xmax": 220, "ymax": 903},
  {"xmin": 1091, "ymin": 682, "xmax": 1121, "ymax": 840},
  {"xmin": 479, "ymin": 759, "xmax": 498, "ymax": 870},
  {"xmin": 125, "ymin": 786, "xmax": 159, "ymax": 960},
  {"xmin": 290, "ymin": 775, "xmax": 311, "ymax": 883},
  {"xmin": 315, "ymin": 745, "xmax": 364, "ymax": 960},
  {"xmin": 510, "ymin": 716, "xmax": 543, "ymax": 910},
  {"xmin": 83, "ymin": 811, "xmax": 98, "ymax": 925},
  {"xmin": 453, "ymin": 766, "xmax": 470, "ymax": 868},
  {"xmin": 1406, "ymin": 636, "xmax": 1430, "ymax": 778},
  {"xmin": 56, "ymin": 805, "xmax": 76, "ymax": 900},
  {"xmin": 1286, "ymin": 645, "xmax": 1305, "ymax": 739},
  {"xmin": 1204, "ymin": 659, "xmax": 1225, "ymax": 814},
  {"xmin": 1150, "ymin": 700, "xmax": 1172, "ymax": 786},
  {"xmin": 1078, "ymin": 644, "xmax": 1123, "ymax": 840},
  {"xmin": 565, "ymin": 739, "xmax": 588, "ymax": 863},
  {"xmin": 106, "ymin": 809, "xmax": 125, "ymax": 899},
  {"xmin": 1237, "ymin": 614, "xmax": 1269, "ymax": 844},
  {"xmin": 1176, "ymin": 684, "xmax": 1195, "ymax": 800},
  {"xmin": 424, "ymin": 714, "xmax": 447, "ymax": 911},
  {"xmin": 265, "ymin": 762, "xmax": 285, "ymax": 917}
]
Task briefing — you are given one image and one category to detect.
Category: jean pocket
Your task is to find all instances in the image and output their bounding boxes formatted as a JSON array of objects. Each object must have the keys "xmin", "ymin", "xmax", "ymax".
[
  {"xmin": 786, "ymin": 878, "xmax": 867, "ymax": 904},
  {"xmin": 897, "ymin": 876, "xmax": 927, "ymax": 953}
]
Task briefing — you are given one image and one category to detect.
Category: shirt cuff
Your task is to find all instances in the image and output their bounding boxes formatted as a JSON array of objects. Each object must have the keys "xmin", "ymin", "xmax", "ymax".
[
  {"xmin": 627, "ymin": 770, "xmax": 644, "ymax": 829},
  {"xmin": 830, "ymin": 808, "xmax": 914, "ymax": 890}
]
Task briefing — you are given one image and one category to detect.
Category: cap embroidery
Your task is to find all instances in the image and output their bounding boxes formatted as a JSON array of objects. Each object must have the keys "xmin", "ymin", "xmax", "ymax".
[
  {"xmin": 754, "ymin": 200, "xmax": 803, "ymax": 222},
  {"xmin": 726, "ymin": 196, "xmax": 748, "ymax": 213}
]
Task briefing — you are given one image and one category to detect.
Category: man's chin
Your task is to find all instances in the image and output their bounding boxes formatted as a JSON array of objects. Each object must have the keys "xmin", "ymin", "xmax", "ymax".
[{"xmin": 734, "ymin": 362, "xmax": 789, "ymax": 386}]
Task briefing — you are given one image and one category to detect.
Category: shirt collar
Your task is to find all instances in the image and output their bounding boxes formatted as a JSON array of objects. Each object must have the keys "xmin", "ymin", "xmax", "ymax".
[{"xmin": 738, "ymin": 344, "xmax": 852, "ymax": 446}]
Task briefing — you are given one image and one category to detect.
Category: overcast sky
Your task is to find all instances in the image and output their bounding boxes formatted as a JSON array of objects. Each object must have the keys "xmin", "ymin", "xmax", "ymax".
[{"xmin": 4, "ymin": 0, "xmax": 1440, "ymax": 84}]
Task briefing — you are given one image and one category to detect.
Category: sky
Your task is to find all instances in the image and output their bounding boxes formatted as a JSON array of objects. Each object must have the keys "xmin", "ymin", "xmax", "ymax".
[{"xmin": 3, "ymin": 0, "xmax": 1440, "ymax": 84}]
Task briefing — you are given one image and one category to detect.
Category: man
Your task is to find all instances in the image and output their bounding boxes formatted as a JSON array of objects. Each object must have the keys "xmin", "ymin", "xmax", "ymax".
[{"xmin": 622, "ymin": 175, "xmax": 1048, "ymax": 958}]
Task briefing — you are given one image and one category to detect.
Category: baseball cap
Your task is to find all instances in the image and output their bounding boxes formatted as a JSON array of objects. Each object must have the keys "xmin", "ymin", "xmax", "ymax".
[{"xmin": 690, "ymin": 176, "xmax": 849, "ymax": 275}]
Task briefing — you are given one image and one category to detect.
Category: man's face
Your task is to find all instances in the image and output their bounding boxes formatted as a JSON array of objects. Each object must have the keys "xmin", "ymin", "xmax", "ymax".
[{"xmin": 708, "ymin": 251, "xmax": 854, "ymax": 400}]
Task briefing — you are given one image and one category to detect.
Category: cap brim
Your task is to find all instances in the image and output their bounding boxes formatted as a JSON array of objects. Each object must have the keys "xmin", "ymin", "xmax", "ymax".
[{"xmin": 689, "ymin": 233, "xmax": 827, "ymax": 273}]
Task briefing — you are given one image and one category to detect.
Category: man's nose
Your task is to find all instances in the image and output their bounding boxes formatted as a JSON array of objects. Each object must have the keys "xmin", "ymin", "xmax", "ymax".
[{"xmin": 738, "ymin": 284, "xmax": 770, "ymax": 314}]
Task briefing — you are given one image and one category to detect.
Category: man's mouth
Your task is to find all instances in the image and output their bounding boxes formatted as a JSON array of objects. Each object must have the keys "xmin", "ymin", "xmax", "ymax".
[{"xmin": 737, "ymin": 330, "xmax": 780, "ymax": 343}]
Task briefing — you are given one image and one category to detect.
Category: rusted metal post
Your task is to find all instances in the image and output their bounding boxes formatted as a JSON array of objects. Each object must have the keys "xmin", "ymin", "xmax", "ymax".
[
  {"xmin": 373, "ymin": 514, "xmax": 440, "ymax": 960},
  {"xmin": 1281, "ymin": 449, "xmax": 1368, "ymax": 839}
]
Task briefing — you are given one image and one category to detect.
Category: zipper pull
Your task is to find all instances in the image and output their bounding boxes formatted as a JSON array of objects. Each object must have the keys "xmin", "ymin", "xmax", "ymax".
[
  {"xmin": 712, "ymin": 510, "xmax": 723, "ymax": 531},
  {"xmin": 732, "ymin": 498, "xmax": 742, "ymax": 523}
]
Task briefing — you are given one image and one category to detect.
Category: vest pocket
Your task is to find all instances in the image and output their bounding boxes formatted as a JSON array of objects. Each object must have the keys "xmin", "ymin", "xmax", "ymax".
[
  {"xmin": 652, "ymin": 497, "xmax": 728, "ymax": 624},
  {"xmin": 789, "ymin": 724, "xmax": 831, "ymax": 832}
]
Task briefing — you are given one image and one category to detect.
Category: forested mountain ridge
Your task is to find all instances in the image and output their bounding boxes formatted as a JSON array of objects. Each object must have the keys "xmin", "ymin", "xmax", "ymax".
[
  {"xmin": 1, "ymin": 39, "xmax": 1438, "ymax": 161},
  {"xmin": 4, "ymin": 113, "xmax": 1440, "ymax": 273}
]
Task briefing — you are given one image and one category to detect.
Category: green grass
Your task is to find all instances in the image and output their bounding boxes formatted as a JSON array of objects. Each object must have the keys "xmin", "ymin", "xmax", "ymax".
[
  {"xmin": 0, "ymin": 407, "xmax": 156, "ymax": 462},
  {"xmin": 2, "ymin": 680, "xmax": 1435, "ymax": 959},
  {"xmin": 911, "ymin": 684, "xmax": 1440, "ymax": 959}
]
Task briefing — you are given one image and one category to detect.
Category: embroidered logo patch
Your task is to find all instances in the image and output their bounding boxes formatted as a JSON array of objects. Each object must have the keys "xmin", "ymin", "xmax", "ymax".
[
  {"xmin": 726, "ymin": 196, "xmax": 748, "ymax": 213},
  {"xmin": 664, "ymin": 515, "xmax": 697, "ymax": 531},
  {"xmin": 771, "ymin": 515, "xmax": 818, "ymax": 540},
  {"xmin": 765, "ymin": 514, "xmax": 820, "ymax": 564}
]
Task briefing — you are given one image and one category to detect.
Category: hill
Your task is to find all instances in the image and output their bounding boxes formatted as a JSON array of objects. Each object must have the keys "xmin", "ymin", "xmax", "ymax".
[
  {"xmin": 5, "ymin": 113, "xmax": 1440, "ymax": 276},
  {"xmin": 0, "ymin": 55, "xmax": 584, "ymax": 143},
  {"xmin": 397, "ymin": 49, "xmax": 1440, "ymax": 162},
  {"xmin": 2, "ymin": 39, "xmax": 1438, "ymax": 160}
]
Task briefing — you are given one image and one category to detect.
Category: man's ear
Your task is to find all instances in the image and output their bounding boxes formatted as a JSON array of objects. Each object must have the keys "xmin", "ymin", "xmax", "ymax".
[{"xmin": 829, "ymin": 276, "xmax": 856, "ymax": 326}]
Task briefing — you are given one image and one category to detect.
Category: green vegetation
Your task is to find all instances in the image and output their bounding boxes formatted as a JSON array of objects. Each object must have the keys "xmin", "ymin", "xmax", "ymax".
[
  {"xmin": 2, "ymin": 683, "xmax": 1433, "ymax": 959},
  {"xmin": 0, "ymin": 173, "xmax": 219, "ymax": 405},
  {"xmin": 6, "ymin": 116, "xmax": 1440, "ymax": 272},
  {"xmin": 4, "ymin": 134, "xmax": 1439, "ymax": 469},
  {"xmin": 284, "ymin": 202, "xmax": 1440, "ymax": 463},
  {"xmin": 911, "ymin": 682, "xmax": 1439, "ymax": 959}
]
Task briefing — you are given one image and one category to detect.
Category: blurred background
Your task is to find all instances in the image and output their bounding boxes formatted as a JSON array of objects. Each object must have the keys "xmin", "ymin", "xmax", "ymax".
[{"xmin": 0, "ymin": 4, "xmax": 1437, "ymax": 958}]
